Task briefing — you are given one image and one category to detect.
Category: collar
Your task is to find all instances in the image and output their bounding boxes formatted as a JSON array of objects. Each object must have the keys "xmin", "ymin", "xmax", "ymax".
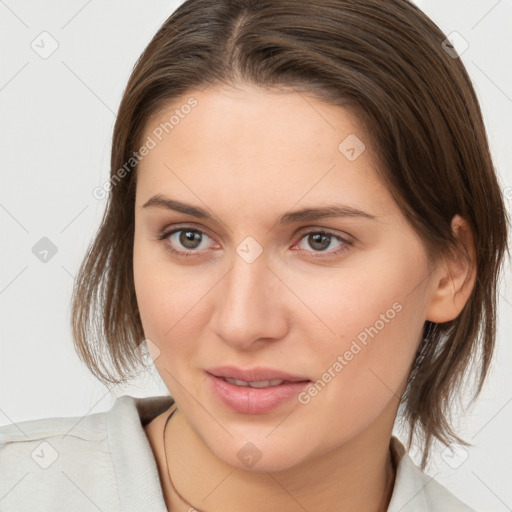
[{"xmin": 107, "ymin": 394, "xmax": 174, "ymax": 512}]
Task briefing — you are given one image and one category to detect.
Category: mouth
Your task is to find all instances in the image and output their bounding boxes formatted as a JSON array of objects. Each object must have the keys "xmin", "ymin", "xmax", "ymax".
[
  {"xmin": 206, "ymin": 365, "xmax": 310, "ymax": 383},
  {"xmin": 205, "ymin": 366, "xmax": 311, "ymax": 414},
  {"xmin": 220, "ymin": 377, "xmax": 292, "ymax": 388}
]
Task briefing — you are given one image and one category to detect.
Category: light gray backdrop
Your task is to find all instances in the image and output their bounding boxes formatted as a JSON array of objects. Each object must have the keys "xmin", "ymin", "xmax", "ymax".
[{"xmin": 1, "ymin": 1, "xmax": 511, "ymax": 510}]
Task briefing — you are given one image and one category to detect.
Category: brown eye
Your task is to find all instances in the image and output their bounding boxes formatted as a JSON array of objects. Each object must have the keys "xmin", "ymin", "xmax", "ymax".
[
  {"xmin": 307, "ymin": 233, "xmax": 332, "ymax": 251},
  {"xmin": 157, "ymin": 227, "xmax": 216, "ymax": 257},
  {"xmin": 293, "ymin": 229, "xmax": 353, "ymax": 257},
  {"xmin": 179, "ymin": 230, "xmax": 203, "ymax": 249}
]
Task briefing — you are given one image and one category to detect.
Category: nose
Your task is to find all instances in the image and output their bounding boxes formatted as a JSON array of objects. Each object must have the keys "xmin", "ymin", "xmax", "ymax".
[{"xmin": 212, "ymin": 247, "xmax": 289, "ymax": 351}]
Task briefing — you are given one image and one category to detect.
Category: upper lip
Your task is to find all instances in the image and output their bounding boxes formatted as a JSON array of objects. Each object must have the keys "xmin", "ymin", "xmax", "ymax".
[{"xmin": 206, "ymin": 365, "xmax": 310, "ymax": 383}]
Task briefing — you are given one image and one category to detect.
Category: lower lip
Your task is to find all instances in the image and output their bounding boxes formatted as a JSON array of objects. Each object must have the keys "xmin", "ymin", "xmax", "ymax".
[{"xmin": 206, "ymin": 373, "xmax": 310, "ymax": 414}]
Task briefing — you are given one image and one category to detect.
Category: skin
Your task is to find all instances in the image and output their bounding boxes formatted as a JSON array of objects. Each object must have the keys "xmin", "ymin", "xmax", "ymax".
[{"xmin": 134, "ymin": 83, "xmax": 476, "ymax": 512}]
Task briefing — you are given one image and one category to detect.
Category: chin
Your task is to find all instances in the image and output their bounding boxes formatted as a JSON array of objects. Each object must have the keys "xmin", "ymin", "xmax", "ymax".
[
  {"xmin": 198, "ymin": 426, "xmax": 316, "ymax": 473},
  {"xmin": 220, "ymin": 445, "xmax": 306, "ymax": 473}
]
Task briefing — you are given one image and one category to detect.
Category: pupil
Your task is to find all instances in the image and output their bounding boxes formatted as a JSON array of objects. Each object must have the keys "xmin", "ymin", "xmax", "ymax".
[
  {"xmin": 309, "ymin": 233, "xmax": 330, "ymax": 251},
  {"xmin": 180, "ymin": 230, "xmax": 201, "ymax": 249}
]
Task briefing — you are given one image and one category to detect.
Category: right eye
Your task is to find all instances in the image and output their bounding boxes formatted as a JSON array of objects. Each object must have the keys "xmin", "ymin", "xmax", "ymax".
[{"xmin": 157, "ymin": 226, "xmax": 217, "ymax": 257}]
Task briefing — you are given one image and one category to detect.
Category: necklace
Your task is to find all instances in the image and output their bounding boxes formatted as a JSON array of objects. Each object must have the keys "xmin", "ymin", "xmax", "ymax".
[
  {"xmin": 162, "ymin": 407, "xmax": 397, "ymax": 512},
  {"xmin": 162, "ymin": 406, "xmax": 206, "ymax": 512}
]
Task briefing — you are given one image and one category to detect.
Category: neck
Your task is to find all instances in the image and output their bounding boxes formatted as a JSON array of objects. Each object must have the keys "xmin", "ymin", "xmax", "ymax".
[{"xmin": 161, "ymin": 407, "xmax": 397, "ymax": 512}]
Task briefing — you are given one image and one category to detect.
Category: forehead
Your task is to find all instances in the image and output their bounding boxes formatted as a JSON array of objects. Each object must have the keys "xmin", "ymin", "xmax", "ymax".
[
  {"xmin": 143, "ymin": 83, "xmax": 365, "ymax": 161},
  {"xmin": 136, "ymin": 84, "xmax": 392, "ymax": 217}
]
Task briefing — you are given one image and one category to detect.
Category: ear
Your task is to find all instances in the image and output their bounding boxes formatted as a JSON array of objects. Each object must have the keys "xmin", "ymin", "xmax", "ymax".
[{"xmin": 426, "ymin": 215, "xmax": 477, "ymax": 323}]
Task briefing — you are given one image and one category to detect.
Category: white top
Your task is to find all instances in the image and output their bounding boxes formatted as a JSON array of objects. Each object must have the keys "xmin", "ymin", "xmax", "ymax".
[{"xmin": 0, "ymin": 394, "xmax": 475, "ymax": 511}]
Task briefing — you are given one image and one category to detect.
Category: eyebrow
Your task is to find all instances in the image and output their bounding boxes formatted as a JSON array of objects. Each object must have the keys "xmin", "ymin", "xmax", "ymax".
[{"xmin": 141, "ymin": 194, "xmax": 376, "ymax": 224}]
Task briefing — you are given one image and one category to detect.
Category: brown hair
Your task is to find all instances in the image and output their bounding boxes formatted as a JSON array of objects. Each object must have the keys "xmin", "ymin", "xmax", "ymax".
[{"xmin": 71, "ymin": 0, "xmax": 510, "ymax": 467}]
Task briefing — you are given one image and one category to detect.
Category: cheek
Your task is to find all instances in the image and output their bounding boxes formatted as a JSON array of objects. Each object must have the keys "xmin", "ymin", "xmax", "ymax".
[
  {"xmin": 133, "ymin": 237, "xmax": 180, "ymax": 343},
  {"xmin": 295, "ymin": 267, "xmax": 427, "ymax": 441},
  {"xmin": 313, "ymin": 301, "xmax": 423, "ymax": 443},
  {"xmin": 133, "ymin": 264, "xmax": 209, "ymax": 400},
  {"xmin": 133, "ymin": 238, "xmax": 215, "ymax": 359},
  {"xmin": 135, "ymin": 272, "xmax": 202, "ymax": 345}
]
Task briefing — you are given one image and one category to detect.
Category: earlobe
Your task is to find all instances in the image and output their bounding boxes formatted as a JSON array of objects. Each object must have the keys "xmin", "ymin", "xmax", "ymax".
[{"xmin": 426, "ymin": 215, "xmax": 477, "ymax": 324}]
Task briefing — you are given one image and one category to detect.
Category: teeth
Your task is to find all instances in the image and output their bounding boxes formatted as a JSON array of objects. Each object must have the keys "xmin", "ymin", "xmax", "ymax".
[{"xmin": 224, "ymin": 377, "xmax": 285, "ymax": 388}]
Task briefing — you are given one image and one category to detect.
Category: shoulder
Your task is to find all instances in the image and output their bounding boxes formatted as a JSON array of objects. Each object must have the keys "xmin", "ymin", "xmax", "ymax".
[
  {"xmin": 0, "ymin": 399, "xmax": 118, "ymax": 511},
  {"xmin": 388, "ymin": 436, "xmax": 476, "ymax": 512},
  {"xmin": 0, "ymin": 394, "xmax": 174, "ymax": 512}
]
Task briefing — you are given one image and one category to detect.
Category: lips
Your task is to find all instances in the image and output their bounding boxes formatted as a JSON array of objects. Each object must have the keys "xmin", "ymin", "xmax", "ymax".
[{"xmin": 205, "ymin": 366, "xmax": 311, "ymax": 414}]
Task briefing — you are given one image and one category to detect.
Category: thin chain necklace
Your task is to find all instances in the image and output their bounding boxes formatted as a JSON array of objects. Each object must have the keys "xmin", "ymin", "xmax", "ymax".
[
  {"xmin": 162, "ymin": 407, "xmax": 397, "ymax": 512},
  {"xmin": 162, "ymin": 406, "xmax": 206, "ymax": 512}
]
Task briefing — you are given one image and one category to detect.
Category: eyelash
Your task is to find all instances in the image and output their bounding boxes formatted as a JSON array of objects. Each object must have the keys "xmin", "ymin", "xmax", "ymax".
[{"xmin": 156, "ymin": 225, "xmax": 353, "ymax": 259}]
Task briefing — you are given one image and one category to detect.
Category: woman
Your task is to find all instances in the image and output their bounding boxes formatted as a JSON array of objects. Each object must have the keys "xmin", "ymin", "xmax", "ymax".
[{"xmin": 1, "ymin": 0, "xmax": 509, "ymax": 510}]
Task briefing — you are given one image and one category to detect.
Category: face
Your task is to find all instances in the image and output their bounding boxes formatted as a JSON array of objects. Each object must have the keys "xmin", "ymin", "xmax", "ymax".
[{"xmin": 133, "ymin": 83, "xmax": 438, "ymax": 471}]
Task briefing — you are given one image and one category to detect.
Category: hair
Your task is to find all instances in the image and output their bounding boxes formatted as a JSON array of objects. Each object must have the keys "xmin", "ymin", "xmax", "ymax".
[{"xmin": 71, "ymin": 0, "xmax": 510, "ymax": 468}]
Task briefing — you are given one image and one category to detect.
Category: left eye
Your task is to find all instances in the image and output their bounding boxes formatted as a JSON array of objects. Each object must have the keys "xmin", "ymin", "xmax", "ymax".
[{"xmin": 295, "ymin": 231, "xmax": 349, "ymax": 253}]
